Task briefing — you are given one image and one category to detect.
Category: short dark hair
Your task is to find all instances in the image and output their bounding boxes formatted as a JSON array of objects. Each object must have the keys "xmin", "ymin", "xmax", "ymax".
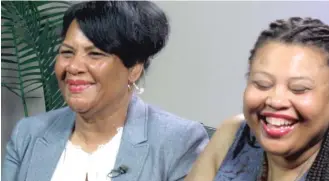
[{"xmin": 61, "ymin": 1, "xmax": 170, "ymax": 70}]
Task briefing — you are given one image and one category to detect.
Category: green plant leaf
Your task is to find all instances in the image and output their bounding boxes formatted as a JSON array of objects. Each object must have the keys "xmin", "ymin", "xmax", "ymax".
[
  {"xmin": 2, "ymin": 67, "xmax": 19, "ymax": 71},
  {"xmin": 2, "ymin": 58, "xmax": 17, "ymax": 64},
  {"xmin": 20, "ymin": 57, "xmax": 39, "ymax": 66},
  {"xmin": 25, "ymin": 84, "xmax": 43, "ymax": 94},
  {"xmin": 1, "ymin": 1, "xmax": 71, "ymax": 116}
]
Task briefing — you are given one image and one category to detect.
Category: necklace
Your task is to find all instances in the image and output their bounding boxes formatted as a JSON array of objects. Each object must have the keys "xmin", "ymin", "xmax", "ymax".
[{"xmin": 257, "ymin": 152, "xmax": 315, "ymax": 181}]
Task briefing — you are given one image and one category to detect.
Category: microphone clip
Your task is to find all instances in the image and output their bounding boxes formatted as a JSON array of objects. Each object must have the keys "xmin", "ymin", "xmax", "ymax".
[{"xmin": 107, "ymin": 165, "xmax": 129, "ymax": 178}]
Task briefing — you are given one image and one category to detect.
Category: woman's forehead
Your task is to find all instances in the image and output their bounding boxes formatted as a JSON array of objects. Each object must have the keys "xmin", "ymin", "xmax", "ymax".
[{"xmin": 253, "ymin": 42, "xmax": 327, "ymax": 70}]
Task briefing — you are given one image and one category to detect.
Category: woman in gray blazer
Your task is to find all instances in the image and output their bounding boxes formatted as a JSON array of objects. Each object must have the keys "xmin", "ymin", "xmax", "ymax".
[{"xmin": 2, "ymin": 1, "xmax": 209, "ymax": 181}]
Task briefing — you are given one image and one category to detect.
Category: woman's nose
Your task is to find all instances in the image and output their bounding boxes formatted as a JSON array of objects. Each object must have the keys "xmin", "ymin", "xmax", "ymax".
[
  {"xmin": 265, "ymin": 86, "xmax": 291, "ymax": 110},
  {"xmin": 65, "ymin": 54, "xmax": 87, "ymax": 75}
]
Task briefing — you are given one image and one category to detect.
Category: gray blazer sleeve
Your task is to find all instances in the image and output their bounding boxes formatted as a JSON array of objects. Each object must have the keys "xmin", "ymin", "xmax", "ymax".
[
  {"xmin": 167, "ymin": 121, "xmax": 209, "ymax": 181},
  {"xmin": 2, "ymin": 119, "xmax": 23, "ymax": 181}
]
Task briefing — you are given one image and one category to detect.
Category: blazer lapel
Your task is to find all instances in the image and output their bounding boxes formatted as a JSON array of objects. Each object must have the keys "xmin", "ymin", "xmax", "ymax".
[
  {"xmin": 26, "ymin": 108, "xmax": 75, "ymax": 181},
  {"xmin": 113, "ymin": 95, "xmax": 150, "ymax": 181}
]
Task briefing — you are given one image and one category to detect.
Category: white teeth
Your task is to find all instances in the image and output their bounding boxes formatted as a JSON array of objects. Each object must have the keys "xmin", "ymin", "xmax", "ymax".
[{"xmin": 265, "ymin": 118, "xmax": 293, "ymax": 126}]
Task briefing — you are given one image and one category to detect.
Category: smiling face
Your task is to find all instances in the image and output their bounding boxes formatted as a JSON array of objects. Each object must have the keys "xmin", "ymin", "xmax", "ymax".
[
  {"xmin": 243, "ymin": 41, "xmax": 329, "ymax": 158},
  {"xmin": 55, "ymin": 20, "xmax": 142, "ymax": 116}
]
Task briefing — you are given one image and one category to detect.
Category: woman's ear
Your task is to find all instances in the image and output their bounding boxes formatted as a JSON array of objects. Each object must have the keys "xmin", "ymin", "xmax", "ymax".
[{"xmin": 128, "ymin": 63, "xmax": 143, "ymax": 83}]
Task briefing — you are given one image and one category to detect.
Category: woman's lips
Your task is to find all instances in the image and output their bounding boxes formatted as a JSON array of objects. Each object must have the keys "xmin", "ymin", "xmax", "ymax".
[
  {"xmin": 259, "ymin": 112, "xmax": 298, "ymax": 138},
  {"xmin": 66, "ymin": 79, "xmax": 93, "ymax": 93},
  {"xmin": 261, "ymin": 112, "xmax": 296, "ymax": 121},
  {"xmin": 68, "ymin": 84, "xmax": 92, "ymax": 93},
  {"xmin": 261, "ymin": 119, "xmax": 296, "ymax": 138}
]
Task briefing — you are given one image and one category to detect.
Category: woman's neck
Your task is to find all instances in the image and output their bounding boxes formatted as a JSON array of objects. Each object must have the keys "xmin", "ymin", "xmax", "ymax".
[
  {"xmin": 70, "ymin": 93, "xmax": 132, "ymax": 152},
  {"xmin": 266, "ymin": 143, "xmax": 321, "ymax": 181}
]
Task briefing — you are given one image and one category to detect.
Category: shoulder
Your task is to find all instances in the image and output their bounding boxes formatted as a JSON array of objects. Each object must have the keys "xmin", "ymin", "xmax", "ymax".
[
  {"xmin": 145, "ymin": 103, "xmax": 209, "ymax": 156},
  {"xmin": 5, "ymin": 107, "xmax": 74, "ymax": 162},
  {"xmin": 145, "ymin": 104, "xmax": 209, "ymax": 178},
  {"xmin": 184, "ymin": 114, "xmax": 245, "ymax": 181},
  {"xmin": 215, "ymin": 114, "xmax": 245, "ymax": 137},
  {"xmin": 205, "ymin": 114, "xmax": 246, "ymax": 168},
  {"xmin": 211, "ymin": 114, "xmax": 246, "ymax": 151},
  {"xmin": 13, "ymin": 107, "xmax": 73, "ymax": 138},
  {"xmin": 146, "ymin": 103, "xmax": 208, "ymax": 140}
]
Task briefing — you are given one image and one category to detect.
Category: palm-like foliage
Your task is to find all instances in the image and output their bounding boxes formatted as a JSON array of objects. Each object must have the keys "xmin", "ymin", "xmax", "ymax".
[{"xmin": 1, "ymin": 1, "xmax": 71, "ymax": 116}]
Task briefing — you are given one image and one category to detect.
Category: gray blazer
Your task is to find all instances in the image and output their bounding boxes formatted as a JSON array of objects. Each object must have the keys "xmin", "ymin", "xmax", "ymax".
[{"xmin": 2, "ymin": 95, "xmax": 209, "ymax": 181}]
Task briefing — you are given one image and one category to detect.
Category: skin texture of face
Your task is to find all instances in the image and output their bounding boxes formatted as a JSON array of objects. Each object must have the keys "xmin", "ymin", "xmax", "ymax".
[
  {"xmin": 243, "ymin": 41, "xmax": 329, "ymax": 161},
  {"xmin": 55, "ymin": 20, "xmax": 142, "ymax": 119}
]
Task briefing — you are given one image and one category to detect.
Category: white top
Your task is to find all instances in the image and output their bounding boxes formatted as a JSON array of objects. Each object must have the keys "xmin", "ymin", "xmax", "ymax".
[{"xmin": 51, "ymin": 127, "xmax": 123, "ymax": 181}]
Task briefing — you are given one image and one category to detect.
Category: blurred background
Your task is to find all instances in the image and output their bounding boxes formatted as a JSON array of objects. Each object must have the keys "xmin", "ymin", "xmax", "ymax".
[{"xmin": 2, "ymin": 1, "xmax": 329, "ymax": 160}]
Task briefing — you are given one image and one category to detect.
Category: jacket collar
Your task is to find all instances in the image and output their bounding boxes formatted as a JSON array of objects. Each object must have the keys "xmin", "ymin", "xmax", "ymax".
[{"xmin": 26, "ymin": 94, "xmax": 149, "ymax": 181}]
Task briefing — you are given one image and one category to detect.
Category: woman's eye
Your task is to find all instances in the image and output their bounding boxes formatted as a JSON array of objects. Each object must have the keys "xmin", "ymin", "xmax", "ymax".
[
  {"xmin": 252, "ymin": 81, "xmax": 271, "ymax": 90},
  {"xmin": 59, "ymin": 50, "xmax": 74, "ymax": 58},
  {"xmin": 291, "ymin": 87, "xmax": 310, "ymax": 94},
  {"xmin": 89, "ymin": 52, "xmax": 105, "ymax": 59}
]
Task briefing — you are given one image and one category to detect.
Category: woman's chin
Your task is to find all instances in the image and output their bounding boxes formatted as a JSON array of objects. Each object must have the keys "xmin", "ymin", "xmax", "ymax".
[
  {"xmin": 264, "ymin": 147, "xmax": 291, "ymax": 157},
  {"xmin": 66, "ymin": 98, "xmax": 93, "ymax": 113},
  {"xmin": 259, "ymin": 137, "xmax": 295, "ymax": 157}
]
